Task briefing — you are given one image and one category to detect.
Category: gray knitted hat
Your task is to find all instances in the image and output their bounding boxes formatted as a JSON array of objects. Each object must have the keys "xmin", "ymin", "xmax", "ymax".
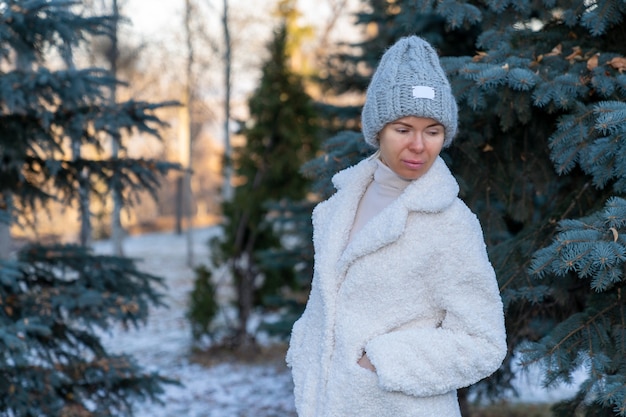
[{"xmin": 361, "ymin": 36, "xmax": 458, "ymax": 148}]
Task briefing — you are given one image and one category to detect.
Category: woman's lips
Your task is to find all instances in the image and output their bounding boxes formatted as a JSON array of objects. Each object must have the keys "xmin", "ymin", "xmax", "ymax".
[{"xmin": 402, "ymin": 159, "xmax": 423, "ymax": 170}]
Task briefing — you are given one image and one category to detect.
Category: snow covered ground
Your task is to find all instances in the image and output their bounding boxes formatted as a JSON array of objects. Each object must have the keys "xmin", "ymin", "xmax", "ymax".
[
  {"xmin": 94, "ymin": 227, "xmax": 296, "ymax": 417},
  {"xmin": 94, "ymin": 226, "xmax": 583, "ymax": 416}
]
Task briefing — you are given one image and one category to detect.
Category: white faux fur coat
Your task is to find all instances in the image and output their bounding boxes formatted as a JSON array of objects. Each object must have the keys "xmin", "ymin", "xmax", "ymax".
[{"xmin": 286, "ymin": 156, "xmax": 507, "ymax": 417}]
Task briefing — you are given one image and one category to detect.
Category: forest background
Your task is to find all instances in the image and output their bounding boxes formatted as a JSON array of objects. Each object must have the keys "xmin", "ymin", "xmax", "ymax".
[{"xmin": 3, "ymin": 0, "xmax": 626, "ymax": 416}]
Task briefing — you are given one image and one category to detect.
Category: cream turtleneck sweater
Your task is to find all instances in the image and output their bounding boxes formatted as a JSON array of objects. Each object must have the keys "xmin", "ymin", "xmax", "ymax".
[{"xmin": 349, "ymin": 158, "xmax": 412, "ymax": 241}]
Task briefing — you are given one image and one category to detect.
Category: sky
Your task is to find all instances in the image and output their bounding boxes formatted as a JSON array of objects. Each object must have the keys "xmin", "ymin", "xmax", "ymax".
[
  {"xmin": 124, "ymin": 0, "xmax": 180, "ymax": 35},
  {"xmin": 123, "ymin": 0, "xmax": 357, "ymax": 39}
]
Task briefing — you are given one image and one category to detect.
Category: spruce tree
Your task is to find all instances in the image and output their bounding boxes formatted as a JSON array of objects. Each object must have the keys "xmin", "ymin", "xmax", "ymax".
[
  {"xmin": 0, "ymin": 1, "xmax": 179, "ymax": 416},
  {"xmin": 307, "ymin": 0, "xmax": 626, "ymax": 415},
  {"xmin": 189, "ymin": 15, "xmax": 319, "ymax": 349}
]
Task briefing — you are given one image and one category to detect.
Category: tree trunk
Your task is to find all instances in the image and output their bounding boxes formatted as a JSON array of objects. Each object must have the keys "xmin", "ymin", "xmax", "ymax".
[
  {"xmin": 110, "ymin": 0, "xmax": 124, "ymax": 256},
  {"xmin": 63, "ymin": 43, "xmax": 91, "ymax": 247},
  {"xmin": 76, "ymin": 145, "xmax": 92, "ymax": 247},
  {"xmin": 109, "ymin": 0, "xmax": 124, "ymax": 256},
  {"xmin": 235, "ymin": 266, "xmax": 253, "ymax": 341},
  {"xmin": 228, "ymin": 202, "xmax": 261, "ymax": 352},
  {"xmin": 175, "ymin": 175, "xmax": 183, "ymax": 235},
  {"xmin": 458, "ymin": 387, "xmax": 470, "ymax": 417},
  {"xmin": 221, "ymin": 0, "xmax": 233, "ymax": 202},
  {"xmin": 182, "ymin": 0, "xmax": 194, "ymax": 267},
  {"xmin": 0, "ymin": 223, "xmax": 11, "ymax": 260},
  {"xmin": 230, "ymin": 257, "xmax": 258, "ymax": 356}
]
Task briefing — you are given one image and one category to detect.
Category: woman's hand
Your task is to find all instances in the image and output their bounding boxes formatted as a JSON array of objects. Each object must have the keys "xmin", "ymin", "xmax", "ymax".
[{"xmin": 358, "ymin": 352, "xmax": 376, "ymax": 372}]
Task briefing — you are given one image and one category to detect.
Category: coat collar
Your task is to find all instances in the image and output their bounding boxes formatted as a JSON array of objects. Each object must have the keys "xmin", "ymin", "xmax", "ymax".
[
  {"xmin": 329, "ymin": 156, "xmax": 460, "ymax": 275},
  {"xmin": 332, "ymin": 156, "xmax": 459, "ymax": 214}
]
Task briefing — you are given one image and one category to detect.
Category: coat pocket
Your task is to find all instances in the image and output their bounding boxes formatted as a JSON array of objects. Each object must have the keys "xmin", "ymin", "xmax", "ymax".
[{"xmin": 326, "ymin": 360, "xmax": 425, "ymax": 416}]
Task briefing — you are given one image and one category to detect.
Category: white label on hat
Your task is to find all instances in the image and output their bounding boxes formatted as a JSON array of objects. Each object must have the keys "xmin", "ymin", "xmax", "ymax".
[{"xmin": 412, "ymin": 86, "xmax": 435, "ymax": 100}]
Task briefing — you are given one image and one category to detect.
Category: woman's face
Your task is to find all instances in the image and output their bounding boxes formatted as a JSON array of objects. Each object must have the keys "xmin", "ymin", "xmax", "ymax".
[{"xmin": 378, "ymin": 116, "xmax": 445, "ymax": 180}]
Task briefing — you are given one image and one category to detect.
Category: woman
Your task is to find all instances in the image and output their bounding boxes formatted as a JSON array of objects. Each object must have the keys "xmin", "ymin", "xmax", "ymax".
[{"xmin": 286, "ymin": 36, "xmax": 507, "ymax": 417}]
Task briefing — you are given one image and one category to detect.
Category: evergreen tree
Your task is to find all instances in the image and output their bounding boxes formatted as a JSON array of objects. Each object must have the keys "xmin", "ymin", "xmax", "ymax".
[
  {"xmin": 307, "ymin": 0, "xmax": 626, "ymax": 415},
  {"xmin": 425, "ymin": 3, "xmax": 626, "ymax": 415},
  {"xmin": 188, "ymin": 9, "xmax": 319, "ymax": 350},
  {"xmin": 0, "ymin": 1, "xmax": 179, "ymax": 416},
  {"xmin": 315, "ymin": 0, "xmax": 478, "ymax": 142}
]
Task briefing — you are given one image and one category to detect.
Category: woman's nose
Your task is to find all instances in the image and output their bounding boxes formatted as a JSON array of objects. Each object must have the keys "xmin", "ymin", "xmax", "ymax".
[{"xmin": 408, "ymin": 133, "xmax": 425, "ymax": 152}]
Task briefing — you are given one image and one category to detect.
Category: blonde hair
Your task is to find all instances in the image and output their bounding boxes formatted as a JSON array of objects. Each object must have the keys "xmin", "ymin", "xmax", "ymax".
[{"xmin": 368, "ymin": 149, "xmax": 382, "ymax": 161}]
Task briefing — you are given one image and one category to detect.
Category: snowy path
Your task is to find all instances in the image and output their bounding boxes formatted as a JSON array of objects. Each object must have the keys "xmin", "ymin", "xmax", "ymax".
[
  {"xmin": 94, "ymin": 227, "xmax": 297, "ymax": 417},
  {"xmin": 94, "ymin": 227, "xmax": 582, "ymax": 416}
]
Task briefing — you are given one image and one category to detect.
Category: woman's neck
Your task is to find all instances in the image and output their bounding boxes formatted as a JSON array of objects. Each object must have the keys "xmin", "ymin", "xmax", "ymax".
[{"xmin": 374, "ymin": 158, "xmax": 412, "ymax": 194}]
